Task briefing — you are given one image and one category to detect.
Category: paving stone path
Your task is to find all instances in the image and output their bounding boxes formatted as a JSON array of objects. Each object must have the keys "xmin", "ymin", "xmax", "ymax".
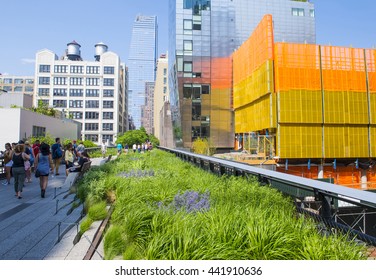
[{"xmin": 0, "ymin": 157, "xmax": 108, "ymax": 260}]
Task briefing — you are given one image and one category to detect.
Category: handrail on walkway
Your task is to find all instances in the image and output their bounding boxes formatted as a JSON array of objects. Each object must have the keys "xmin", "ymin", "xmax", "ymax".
[{"xmin": 158, "ymin": 146, "xmax": 376, "ymax": 245}]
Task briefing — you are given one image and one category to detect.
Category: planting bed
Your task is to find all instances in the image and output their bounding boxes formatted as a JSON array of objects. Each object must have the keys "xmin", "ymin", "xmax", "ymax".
[{"xmin": 77, "ymin": 150, "xmax": 366, "ymax": 260}]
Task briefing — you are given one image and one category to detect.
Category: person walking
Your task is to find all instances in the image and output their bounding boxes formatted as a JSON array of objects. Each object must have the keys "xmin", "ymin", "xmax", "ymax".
[
  {"xmin": 12, "ymin": 144, "xmax": 30, "ymax": 198},
  {"xmin": 64, "ymin": 143, "xmax": 74, "ymax": 176},
  {"xmin": 101, "ymin": 140, "xmax": 107, "ymax": 158},
  {"xmin": 51, "ymin": 138, "xmax": 63, "ymax": 176},
  {"xmin": 24, "ymin": 141, "xmax": 34, "ymax": 183},
  {"xmin": 2, "ymin": 143, "xmax": 13, "ymax": 185},
  {"xmin": 132, "ymin": 143, "xmax": 137, "ymax": 153},
  {"xmin": 117, "ymin": 142, "xmax": 122, "ymax": 156},
  {"xmin": 34, "ymin": 143, "xmax": 54, "ymax": 198}
]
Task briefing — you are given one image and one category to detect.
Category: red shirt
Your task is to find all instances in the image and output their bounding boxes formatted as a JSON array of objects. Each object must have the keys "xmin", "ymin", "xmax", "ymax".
[{"xmin": 32, "ymin": 144, "xmax": 40, "ymax": 157}]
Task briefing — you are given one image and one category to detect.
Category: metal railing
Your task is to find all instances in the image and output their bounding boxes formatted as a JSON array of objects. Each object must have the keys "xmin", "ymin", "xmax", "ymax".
[{"xmin": 158, "ymin": 146, "xmax": 376, "ymax": 246}]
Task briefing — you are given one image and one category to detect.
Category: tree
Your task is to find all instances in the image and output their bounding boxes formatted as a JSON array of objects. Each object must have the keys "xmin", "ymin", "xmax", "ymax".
[{"xmin": 116, "ymin": 128, "xmax": 160, "ymax": 147}]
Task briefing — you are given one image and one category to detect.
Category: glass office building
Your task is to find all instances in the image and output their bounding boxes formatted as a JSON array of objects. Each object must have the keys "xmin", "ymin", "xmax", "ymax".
[
  {"xmin": 169, "ymin": 0, "xmax": 315, "ymax": 149},
  {"xmin": 128, "ymin": 15, "xmax": 158, "ymax": 128}
]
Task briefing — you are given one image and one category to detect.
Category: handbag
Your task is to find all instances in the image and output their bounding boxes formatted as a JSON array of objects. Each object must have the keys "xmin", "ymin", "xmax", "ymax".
[
  {"xmin": 35, "ymin": 169, "xmax": 41, "ymax": 178},
  {"xmin": 24, "ymin": 160, "xmax": 31, "ymax": 171}
]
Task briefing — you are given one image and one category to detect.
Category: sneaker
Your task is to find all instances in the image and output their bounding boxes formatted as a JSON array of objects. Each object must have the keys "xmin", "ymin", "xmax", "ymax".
[{"xmin": 2, "ymin": 181, "xmax": 8, "ymax": 186}]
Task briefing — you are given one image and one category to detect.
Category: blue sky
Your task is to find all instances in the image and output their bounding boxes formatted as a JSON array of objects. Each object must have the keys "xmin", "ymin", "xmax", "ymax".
[{"xmin": 1, "ymin": 0, "xmax": 376, "ymax": 76}]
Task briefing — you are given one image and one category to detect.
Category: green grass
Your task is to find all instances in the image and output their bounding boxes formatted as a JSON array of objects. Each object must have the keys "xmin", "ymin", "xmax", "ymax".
[{"xmin": 77, "ymin": 150, "xmax": 367, "ymax": 260}]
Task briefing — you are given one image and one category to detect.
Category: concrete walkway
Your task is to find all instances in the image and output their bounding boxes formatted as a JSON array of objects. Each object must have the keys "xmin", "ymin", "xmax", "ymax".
[{"xmin": 0, "ymin": 157, "xmax": 108, "ymax": 260}]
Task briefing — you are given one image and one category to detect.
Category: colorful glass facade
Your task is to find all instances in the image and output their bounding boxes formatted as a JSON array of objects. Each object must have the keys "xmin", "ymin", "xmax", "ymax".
[
  {"xmin": 169, "ymin": 0, "xmax": 315, "ymax": 149},
  {"xmin": 234, "ymin": 14, "xmax": 376, "ymax": 160}
]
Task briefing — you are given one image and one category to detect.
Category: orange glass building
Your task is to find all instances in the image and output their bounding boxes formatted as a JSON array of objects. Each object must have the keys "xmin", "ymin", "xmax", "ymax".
[{"xmin": 233, "ymin": 15, "xmax": 376, "ymax": 190}]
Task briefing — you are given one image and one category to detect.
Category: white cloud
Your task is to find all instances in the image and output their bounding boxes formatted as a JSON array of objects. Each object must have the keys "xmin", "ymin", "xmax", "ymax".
[{"xmin": 21, "ymin": 58, "xmax": 35, "ymax": 64}]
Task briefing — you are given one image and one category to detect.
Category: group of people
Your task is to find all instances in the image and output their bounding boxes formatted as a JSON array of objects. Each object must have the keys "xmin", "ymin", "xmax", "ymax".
[
  {"xmin": 115, "ymin": 141, "xmax": 153, "ymax": 156},
  {"xmin": 1, "ymin": 138, "xmax": 90, "ymax": 199}
]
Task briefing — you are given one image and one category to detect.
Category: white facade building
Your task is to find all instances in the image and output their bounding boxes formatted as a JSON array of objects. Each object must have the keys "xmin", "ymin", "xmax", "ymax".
[
  {"xmin": 0, "ymin": 108, "xmax": 80, "ymax": 151},
  {"xmin": 34, "ymin": 41, "xmax": 127, "ymax": 145}
]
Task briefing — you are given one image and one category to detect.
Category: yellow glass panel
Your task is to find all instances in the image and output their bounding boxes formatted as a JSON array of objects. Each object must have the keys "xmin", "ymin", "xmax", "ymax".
[
  {"xmin": 278, "ymin": 90, "xmax": 322, "ymax": 124},
  {"xmin": 278, "ymin": 124, "xmax": 322, "ymax": 158},
  {"xmin": 324, "ymin": 125, "xmax": 369, "ymax": 158}
]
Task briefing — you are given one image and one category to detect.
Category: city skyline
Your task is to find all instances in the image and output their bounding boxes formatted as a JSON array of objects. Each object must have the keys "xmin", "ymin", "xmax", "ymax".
[{"xmin": 1, "ymin": 1, "xmax": 376, "ymax": 77}]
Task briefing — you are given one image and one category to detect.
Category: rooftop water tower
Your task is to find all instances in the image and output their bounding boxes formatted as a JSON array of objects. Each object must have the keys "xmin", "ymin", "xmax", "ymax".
[
  {"xmin": 94, "ymin": 42, "xmax": 108, "ymax": 61},
  {"xmin": 66, "ymin": 40, "xmax": 82, "ymax": 61}
]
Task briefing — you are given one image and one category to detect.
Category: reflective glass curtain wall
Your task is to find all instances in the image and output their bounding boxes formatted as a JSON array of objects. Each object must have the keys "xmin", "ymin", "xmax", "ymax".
[
  {"xmin": 169, "ymin": 0, "xmax": 315, "ymax": 148},
  {"xmin": 128, "ymin": 15, "xmax": 158, "ymax": 128}
]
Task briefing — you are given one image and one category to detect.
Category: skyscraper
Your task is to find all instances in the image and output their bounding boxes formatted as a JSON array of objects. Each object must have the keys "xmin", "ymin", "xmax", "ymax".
[
  {"xmin": 169, "ymin": 0, "xmax": 316, "ymax": 149},
  {"xmin": 128, "ymin": 15, "xmax": 158, "ymax": 129}
]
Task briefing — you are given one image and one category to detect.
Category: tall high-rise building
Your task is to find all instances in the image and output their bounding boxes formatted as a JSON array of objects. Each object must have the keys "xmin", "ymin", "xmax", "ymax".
[
  {"xmin": 34, "ymin": 41, "xmax": 127, "ymax": 145},
  {"xmin": 141, "ymin": 81, "xmax": 155, "ymax": 135},
  {"xmin": 169, "ymin": 0, "xmax": 316, "ymax": 149},
  {"xmin": 128, "ymin": 15, "xmax": 158, "ymax": 129},
  {"xmin": 153, "ymin": 54, "xmax": 169, "ymax": 140}
]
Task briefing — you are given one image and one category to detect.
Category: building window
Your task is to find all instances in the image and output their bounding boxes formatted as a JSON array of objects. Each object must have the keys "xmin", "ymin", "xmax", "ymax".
[
  {"xmin": 70, "ymin": 77, "xmax": 83, "ymax": 85},
  {"xmin": 53, "ymin": 88, "xmax": 67, "ymax": 96},
  {"xmin": 310, "ymin": 9, "xmax": 315, "ymax": 17},
  {"xmin": 14, "ymin": 79, "xmax": 23, "ymax": 84},
  {"xmin": 102, "ymin": 134, "xmax": 113, "ymax": 142},
  {"xmin": 3, "ymin": 78, "xmax": 12, "ymax": 84},
  {"xmin": 163, "ymin": 77, "xmax": 167, "ymax": 85},
  {"xmin": 292, "ymin": 8, "xmax": 305, "ymax": 17},
  {"xmin": 53, "ymin": 100, "xmax": 67, "ymax": 108},
  {"xmin": 86, "ymin": 89, "xmax": 99, "ymax": 97},
  {"xmin": 86, "ymin": 100, "xmax": 99, "ymax": 108},
  {"xmin": 32, "ymin": 126, "xmax": 46, "ymax": 137},
  {"xmin": 14, "ymin": 86, "xmax": 23, "ymax": 92},
  {"xmin": 39, "ymin": 65, "xmax": 50, "ymax": 73},
  {"xmin": 103, "ymin": 89, "xmax": 114, "ymax": 97},
  {"xmin": 53, "ymin": 77, "xmax": 67, "ymax": 85},
  {"xmin": 183, "ymin": 62, "xmax": 192, "ymax": 72},
  {"xmin": 103, "ymin": 78, "xmax": 114, "ymax": 86},
  {"xmin": 163, "ymin": 86, "xmax": 167, "ymax": 94},
  {"xmin": 70, "ymin": 65, "xmax": 84, "ymax": 73},
  {"xmin": 54, "ymin": 65, "xmax": 68, "ymax": 73},
  {"xmin": 85, "ymin": 134, "xmax": 98, "ymax": 142},
  {"xmin": 86, "ymin": 66, "xmax": 100, "ymax": 74},
  {"xmin": 202, "ymin": 84, "xmax": 210, "ymax": 94},
  {"xmin": 86, "ymin": 78, "xmax": 99, "ymax": 86},
  {"xmin": 104, "ymin": 66, "xmax": 115, "ymax": 74},
  {"xmin": 71, "ymin": 111, "xmax": 83, "ymax": 119},
  {"xmin": 85, "ymin": 112, "xmax": 99, "ymax": 119},
  {"xmin": 38, "ymin": 88, "xmax": 50, "ymax": 96},
  {"xmin": 184, "ymin": 19, "xmax": 193, "ymax": 30},
  {"xmin": 39, "ymin": 77, "xmax": 50, "ymax": 85},
  {"xmin": 102, "ymin": 123, "xmax": 113, "ymax": 131},
  {"xmin": 69, "ymin": 100, "xmax": 83, "ymax": 108},
  {"xmin": 184, "ymin": 40, "xmax": 193, "ymax": 51},
  {"xmin": 70, "ymin": 89, "xmax": 83, "ymax": 97},
  {"xmin": 85, "ymin": 123, "xmax": 99, "ymax": 131},
  {"xmin": 25, "ymin": 86, "xmax": 33, "ymax": 92},
  {"xmin": 103, "ymin": 101, "xmax": 113, "ymax": 108},
  {"xmin": 163, "ymin": 68, "xmax": 167, "ymax": 75},
  {"xmin": 25, "ymin": 79, "xmax": 34, "ymax": 84},
  {"xmin": 103, "ymin": 112, "xmax": 113, "ymax": 119}
]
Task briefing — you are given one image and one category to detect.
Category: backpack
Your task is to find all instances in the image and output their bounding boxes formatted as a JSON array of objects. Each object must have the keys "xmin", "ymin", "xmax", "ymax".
[{"xmin": 52, "ymin": 144, "xmax": 63, "ymax": 158}]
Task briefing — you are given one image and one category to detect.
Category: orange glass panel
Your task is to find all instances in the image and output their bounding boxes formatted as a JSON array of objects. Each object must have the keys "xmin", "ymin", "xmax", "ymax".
[{"xmin": 274, "ymin": 43, "xmax": 321, "ymax": 91}]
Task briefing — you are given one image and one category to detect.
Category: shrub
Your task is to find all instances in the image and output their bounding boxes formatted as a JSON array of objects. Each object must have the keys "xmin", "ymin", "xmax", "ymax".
[{"xmin": 88, "ymin": 201, "xmax": 108, "ymax": 221}]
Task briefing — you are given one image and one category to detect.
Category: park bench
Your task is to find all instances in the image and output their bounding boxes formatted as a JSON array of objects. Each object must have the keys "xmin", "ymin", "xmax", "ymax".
[{"xmin": 105, "ymin": 154, "xmax": 112, "ymax": 163}]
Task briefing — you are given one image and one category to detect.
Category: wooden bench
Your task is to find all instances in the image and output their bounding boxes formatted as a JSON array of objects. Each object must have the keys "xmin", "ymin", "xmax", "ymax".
[
  {"xmin": 80, "ymin": 161, "xmax": 92, "ymax": 175},
  {"xmin": 105, "ymin": 154, "xmax": 112, "ymax": 163}
]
